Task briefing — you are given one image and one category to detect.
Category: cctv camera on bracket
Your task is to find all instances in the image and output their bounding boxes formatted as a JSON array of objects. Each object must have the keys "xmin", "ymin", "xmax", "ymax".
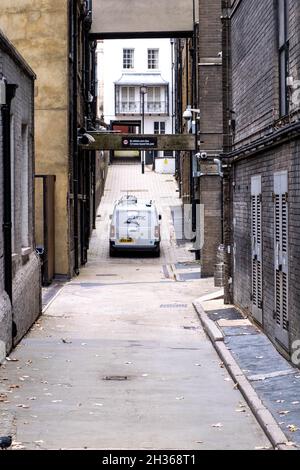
[{"xmin": 195, "ymin": 152, "xmax": 208, "ymax": 160}]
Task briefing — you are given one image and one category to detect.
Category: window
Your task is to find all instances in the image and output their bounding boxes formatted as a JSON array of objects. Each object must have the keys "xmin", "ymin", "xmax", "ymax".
[
  {"xmin": 21, "ymin": 124, "xmax": 29, "ymax": 248},
  {"xmin": 121, "ymin": 86, "xmax": 136, "ymax": 112},
  {"xmin": 278, "ymin": 0, "xmax": 289, "ymax": 116},
  {"xmin": 154, "ymin": 122, "xmax": 165, "ymax": 134},
  {"xmin": 148, "ymin": 49, "xmax": 159, "ymax": 69},
  {"xmin": 123, "ymin": 49, "xmax": 134, "ymax": 69},
  {"xmin": 147, "ymin": 87, "xmax": 162, "ymax": 112}
]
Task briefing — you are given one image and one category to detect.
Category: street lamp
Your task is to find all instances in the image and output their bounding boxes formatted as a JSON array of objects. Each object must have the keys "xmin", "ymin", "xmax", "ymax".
[{"xmin": 140, "ymin": 85, "xmax": 147, "ymax": 174}]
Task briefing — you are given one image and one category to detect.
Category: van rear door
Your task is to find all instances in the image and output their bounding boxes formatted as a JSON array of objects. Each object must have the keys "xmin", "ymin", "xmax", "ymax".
[{"xmin": 116, "ymin": 209, "xmax": 152, "ymax": 245}]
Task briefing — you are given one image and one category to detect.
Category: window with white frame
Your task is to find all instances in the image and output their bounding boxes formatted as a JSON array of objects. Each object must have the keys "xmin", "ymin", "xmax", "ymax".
[
  {"xmin": 148, "ymin": 49, "xmax": 159, "ymax": 69},
  {"xmin": 147, "ymin": 87, "xmax": 162, "ymax": 112},
  {"xmin": 120, "ymin": 86, "xmax": 136, "ymax": 112},
  {"xmin": 123, "ymin": 49, "xmax": 134, "ymax": 69}
]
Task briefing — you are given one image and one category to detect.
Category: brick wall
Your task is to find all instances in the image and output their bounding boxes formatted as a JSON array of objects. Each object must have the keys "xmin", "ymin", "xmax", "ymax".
[
  {"xmin": 0, "ymin": 32, "xmax": 41, "ymax": 358},
  {"xmin": 198, "ymin": 0, "xmax": 223, "ymax": 276},
  {"xmin": 228, "ymin": 0, "xmax": 300, "ymax": 356},
  {"xmin": 233, "ymin": 140, "xmax": 300, "ymax": 352}
]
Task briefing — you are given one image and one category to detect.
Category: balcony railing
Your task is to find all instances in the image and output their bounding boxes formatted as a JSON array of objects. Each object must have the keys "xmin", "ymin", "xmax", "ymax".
[{"xmin": 116, "ymin": 101, "xmax": 169, "ymax": 115}]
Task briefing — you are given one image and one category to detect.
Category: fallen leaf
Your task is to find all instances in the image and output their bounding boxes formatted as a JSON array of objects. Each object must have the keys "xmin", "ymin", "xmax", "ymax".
[
  {"xmin": 28, "ymin": 397, "xmax": 37, "ymax": 401},
  {"xmin": 196, "ymin": 441, "xmax": 204, "ymax": 444},
  {"xmin": 278, "ymin": 410, "xmax": 290, "ymax": 415},
  {"xmin": 292, "ymin": 401, "xmax": 300, "ymax": 405},
  {"xmin": 176, "ymin": 396, "xmax": 184, "ymax": 401},
  {"xmin": 51, "ymin": 400, "xmax": 62, "ymax": 403},
  {"xmin": 16, "ymin": 404, "xmax": 30, "ymax": 409},
  {"xmin": 12, "ymin": 442, "xmax": 26, "ymax": 450},
  {"xmin": 34, "ymin": 440, "xmax": 44, "ymax": 444},
  {"xmin": 6, "ymin": 357, "xmax": 19, "ymax": 362},
  {"xmin": 224, "ymin": 378, "xmax": 231, "ymax": 382},
  {"xmin": 61, "ymin": 338, "xmax": 72, "ymax": 344},
  {"xmin": 233, "ymin": 383, "xmax": 239, "ymax": 389},
  {"xmin": 287, "ymin": 425, "xmax": 298, "ymax": 432},
  {"xmin": 125, "ymin": 361, "xmax": 132, "ymax": 365},
  {"xmin": 256, "ymin": 356, "xmax": 264, "ymax": 359},
  {"xmin": 9, "ymin": 384, "xmax": 20, "ymax": 389},
  {"xmin": 194, "ymin": 363, "xmax": 201, "ymax": 367},
  {"xmin": 235, "ymin": 409, "xmax": 246, "ymax": 413},
  {"xmin": 94, "ymin": 403, "xmax": 103, "ymax": 407},
  {"xmin": 276, "ymin": 399, "xmax": 285, "ymax": 403},
  {"xmin": 212, "ymin": 423, "xmax": 223, "ymax": 428},
  {"xmin": 142, "ymin": 374, "xmax": 149, "ymax": 377},
  {"xmin": 285, "ymin": 441, "xmax": 296, "ymax": 447}
]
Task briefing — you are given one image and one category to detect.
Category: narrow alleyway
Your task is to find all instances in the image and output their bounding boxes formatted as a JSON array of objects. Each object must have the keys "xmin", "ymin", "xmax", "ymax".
[{"xmin": 0, "ymin": 164, "xmax": 270, "ymax": 450}]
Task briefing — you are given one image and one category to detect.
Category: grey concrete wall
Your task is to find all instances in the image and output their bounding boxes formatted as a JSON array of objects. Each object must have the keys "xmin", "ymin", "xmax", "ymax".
[
  {"xmin": 0, "ymin": 32, "xmax": 41, "ymax": 357},
  {"xmin": 92, "ymin": 0, "xmax": 195, "ymax": 36}
]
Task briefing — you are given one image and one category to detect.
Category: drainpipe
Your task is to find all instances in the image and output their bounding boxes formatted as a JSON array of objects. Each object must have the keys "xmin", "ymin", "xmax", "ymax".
[
  {"xmin": 1, "ymin": 78, "xmax": 18, "ymax": 337},
  {"xmin": 191, "ymin": 1, "xmax": 199, "ymax": 259},
  {"xmin": 72, "ymin": 0, "xmax": 79, "ymax": 275},
  {"xmin": 214, "ymin": 158, "xmax": 224, "ymax": 243}
]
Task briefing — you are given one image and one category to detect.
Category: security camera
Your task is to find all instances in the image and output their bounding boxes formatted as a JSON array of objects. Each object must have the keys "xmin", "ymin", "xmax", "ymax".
[
  {"xmin": 79, "ymin": 133, "xmax": 95, "ymax": 145},
  {"xmin": 183, "ymin": 108, "xmax": 192, "ymax": 120}
]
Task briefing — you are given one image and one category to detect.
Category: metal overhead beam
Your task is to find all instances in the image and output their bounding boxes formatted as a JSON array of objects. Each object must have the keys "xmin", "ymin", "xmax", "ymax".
[
  {"xmin": 90, "ymin": 0, "xmax": 197, "ymax": 39},
  {"xmin": 80, "ymin": 133, "xmax": 195, "ymax": 151}
]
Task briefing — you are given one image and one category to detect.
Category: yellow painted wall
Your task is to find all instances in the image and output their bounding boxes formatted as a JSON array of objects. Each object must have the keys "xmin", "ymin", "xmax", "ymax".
[{"xmin": 0, "ymin": 0, "xmax": 70, "ymax": 276}]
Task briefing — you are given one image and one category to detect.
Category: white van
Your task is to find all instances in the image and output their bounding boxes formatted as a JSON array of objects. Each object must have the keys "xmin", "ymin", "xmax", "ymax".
[{"xmin": 109, "ymin": 195, "xmax": 161, "ymax": 256}]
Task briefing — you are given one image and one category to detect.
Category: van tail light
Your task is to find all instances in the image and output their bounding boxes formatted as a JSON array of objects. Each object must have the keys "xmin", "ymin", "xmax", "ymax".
[
  {"xmin": 110, "ymin": 225, "xmax": 115, "ymax": 238},
  {"xmin": 154, "ymin": 225, "xmax": 160, "ymax": 238}
]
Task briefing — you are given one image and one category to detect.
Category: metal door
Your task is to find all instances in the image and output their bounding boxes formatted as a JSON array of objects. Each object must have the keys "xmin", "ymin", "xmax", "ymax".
[
  {"xmin": 274, "ymin": 171, "xmax": 289, "ymax": 350},
  {"xmin": 251, "ymin": 176, "xmax": 263, "ymax": 324}
]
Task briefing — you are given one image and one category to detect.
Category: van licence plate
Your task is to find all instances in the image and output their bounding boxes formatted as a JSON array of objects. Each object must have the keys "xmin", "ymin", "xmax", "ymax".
[{"xmin": 119, "ymin": 238, "xmax": 134, "ymax": 243}]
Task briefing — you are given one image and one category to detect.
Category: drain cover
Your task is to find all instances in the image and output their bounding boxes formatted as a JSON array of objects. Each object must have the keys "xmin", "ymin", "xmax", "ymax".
[{"xmin": 103, "ymin": 375, "xmax": 128, "ymax": 381}]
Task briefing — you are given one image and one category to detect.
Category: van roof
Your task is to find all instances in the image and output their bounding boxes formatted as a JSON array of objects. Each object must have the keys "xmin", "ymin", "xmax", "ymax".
[{"xmin": 115, "ymin": 195, "xmax": 156, "ymax": 211}]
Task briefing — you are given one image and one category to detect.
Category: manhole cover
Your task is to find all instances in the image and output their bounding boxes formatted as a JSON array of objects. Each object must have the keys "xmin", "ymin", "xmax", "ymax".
[
  {"xmin": 96, "ymin": 274, "xmax": 117, "ymax": 277},
  {"xmin": 103, "ymin": 376, "xmax": 128, "ymax": 381},
  {"xmin": 120, "ymin": 190, "xmax": 149, "ymax": 193}
]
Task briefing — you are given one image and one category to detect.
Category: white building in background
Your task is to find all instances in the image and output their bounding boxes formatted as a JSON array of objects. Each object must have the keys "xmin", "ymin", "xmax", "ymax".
[{"xmin": 100, "ymin": 38, "xmax": 175, "ymax": 170}]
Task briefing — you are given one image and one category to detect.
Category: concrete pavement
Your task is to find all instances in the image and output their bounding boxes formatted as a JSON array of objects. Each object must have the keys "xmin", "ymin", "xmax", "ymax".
[
  {"xmin": 194, "ymin": 294, "xmax": 300, "ymax": 450},
  {"xmin": 0, "ymin": 163, "xmax": 270, "ymax": 450}
]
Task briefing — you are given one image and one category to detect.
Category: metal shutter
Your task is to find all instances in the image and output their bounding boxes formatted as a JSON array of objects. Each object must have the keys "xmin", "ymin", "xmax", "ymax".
[
  {"xmin": 274, "ymin": 171, "xmax": 289, "ymax": 349},
  {"xmin": 251, "ymin": 176, "xmax": 263, "ymax": 324}
]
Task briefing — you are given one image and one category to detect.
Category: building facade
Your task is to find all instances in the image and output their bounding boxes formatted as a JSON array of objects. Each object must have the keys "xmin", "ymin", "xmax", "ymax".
[
  {"xmin": 101, "ymin": 38, "xmax": 175, "ymax": 168},
  {"xmin": 223, "ymin": 0, "xmax": 300, "ymax": 359},
  {"xmin": 0, "ymin": 0, "xmax": 107, "ymax": 281},
  {"xmin": 0, "ymin": 30, "xmax": 41, "ymax": 361}
]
